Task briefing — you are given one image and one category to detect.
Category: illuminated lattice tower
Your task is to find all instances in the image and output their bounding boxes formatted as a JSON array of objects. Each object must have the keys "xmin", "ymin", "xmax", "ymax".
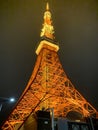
[{"xmin": 1, "ymin": 3, "xmax": 97, "ymax": 130}]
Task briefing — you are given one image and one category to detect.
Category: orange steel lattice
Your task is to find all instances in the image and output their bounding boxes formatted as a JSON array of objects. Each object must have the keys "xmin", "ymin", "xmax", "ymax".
[{"xmin": 1, "ymin": 3, "xmax": 97, "ymax": 130}]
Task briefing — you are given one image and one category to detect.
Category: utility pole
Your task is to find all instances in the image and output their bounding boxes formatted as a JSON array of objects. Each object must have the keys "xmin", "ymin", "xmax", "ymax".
[{"xmin": 47, "ymin": 108, "xmax": 54, "ymax": 130}]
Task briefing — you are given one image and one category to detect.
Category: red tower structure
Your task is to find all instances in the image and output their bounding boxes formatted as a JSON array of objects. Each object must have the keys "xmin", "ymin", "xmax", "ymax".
[{"xmin": 1, "ymin": 3, "xmax": 97, "ymax": 130}]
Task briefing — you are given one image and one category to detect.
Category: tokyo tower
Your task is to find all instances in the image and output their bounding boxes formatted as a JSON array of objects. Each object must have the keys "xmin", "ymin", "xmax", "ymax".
[{"xmin": 1, "ymin": 3, "xmax": 97, "ymax": 130}]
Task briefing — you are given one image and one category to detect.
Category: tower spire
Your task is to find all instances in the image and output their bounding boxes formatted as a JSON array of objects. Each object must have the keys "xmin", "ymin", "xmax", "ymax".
[
  {"xmin": 40, "ymin": 2, "xmax": 55, "ymax": 40},
  {"xmin": 46, "ymin": 2, "xmax": 49, "ymax": 11}
]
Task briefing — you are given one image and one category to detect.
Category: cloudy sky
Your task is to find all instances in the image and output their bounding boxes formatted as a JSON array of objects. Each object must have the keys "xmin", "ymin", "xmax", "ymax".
[{"xmin": 0, "ymin": 0, "xmax": 98, "ymax": 124}]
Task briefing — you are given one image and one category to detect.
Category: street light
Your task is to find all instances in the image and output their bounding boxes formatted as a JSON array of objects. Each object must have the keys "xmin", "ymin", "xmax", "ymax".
[
  {"xmin": 0, "ymin": 97, "xmax": 15, "ymax": 111},
  {"xmin": 9, "ymin": 97, "xmax": 15, "ymax": 103}
]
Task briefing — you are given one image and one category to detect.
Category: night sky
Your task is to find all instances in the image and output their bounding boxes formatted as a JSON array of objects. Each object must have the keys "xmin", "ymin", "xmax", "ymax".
[{"xmin": 0, "ymin": 0, "xmax": 98, "ymax": 125}]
